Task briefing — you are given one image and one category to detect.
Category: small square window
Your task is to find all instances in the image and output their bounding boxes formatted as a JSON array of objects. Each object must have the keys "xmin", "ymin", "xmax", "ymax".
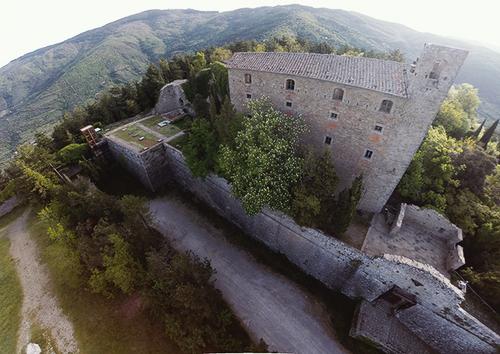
[
  {"xmin": 364, "ymin": 149, "xmax": 373, "ymax": 159},
  {"xmin": 374, "ymin": 125, "xmax": 383, "ymax": 133},
  {"xmin": 330, "ymin": 112, "xmax": 338, "ymax": 120},
  {"xmin": 246, "ymin": 93, "xmax": 252, "ymax": 99},
  {"xmin": 286, "ymin": 101, "xmax": 292, "ymax": 107},
  {"xmin": 244, "ymin": 73, "xmax": 252, "ymax": 84},
  {"xmin": 324, "ymin": 136, "xmax": 332, "ymax": 145}
]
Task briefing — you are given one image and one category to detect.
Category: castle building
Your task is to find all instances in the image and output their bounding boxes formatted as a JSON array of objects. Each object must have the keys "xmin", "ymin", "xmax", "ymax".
[{"xmin": 226, "ymin": 44, "xmax": 468, "ymax": 213}]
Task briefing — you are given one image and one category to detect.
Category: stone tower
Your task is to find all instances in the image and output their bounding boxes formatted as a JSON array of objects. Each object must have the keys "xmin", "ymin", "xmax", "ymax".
[
  {"xmin": 226, "ymin": 44, "xmax": 468, "ymax": 213},
  {"xmin": 358, "ymin": 44, "xmax": 469, "ymax": 212}
]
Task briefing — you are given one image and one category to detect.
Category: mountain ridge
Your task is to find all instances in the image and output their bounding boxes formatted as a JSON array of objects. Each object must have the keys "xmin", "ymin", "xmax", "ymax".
[{"xmin": 1, "ymin": 4, "xmax": 499, "ymax": 163}]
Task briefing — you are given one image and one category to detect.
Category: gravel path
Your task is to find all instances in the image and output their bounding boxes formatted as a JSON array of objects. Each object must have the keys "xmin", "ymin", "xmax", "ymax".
[
  {"xmin": 150, "ymin": 197, "xmax": 349, "ymax": 354},
  {"xmin": 7, "ymin": 210, "xmax": 78, "ymax": 353}
]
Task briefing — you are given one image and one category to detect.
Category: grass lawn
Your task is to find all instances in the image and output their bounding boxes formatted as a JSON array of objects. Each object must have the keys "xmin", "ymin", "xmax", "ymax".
[
  {"xmin": 112, "ymin": 125, "xmax": 160, "ymax": 149},
  {"xmin": 140, "ymin": 115, "xmax": 181, "ymax": 137},
  {"xmin": 27, "ymin": 212, "xmax": 179, "ymax": 354},
  {"xmin": 0, "ymin": 211, "xmax": 23, "ymax": 354}
]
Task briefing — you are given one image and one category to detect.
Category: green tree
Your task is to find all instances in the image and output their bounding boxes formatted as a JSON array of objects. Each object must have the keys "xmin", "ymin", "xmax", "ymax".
[
  {"xmin": 434, "ymin": 99, "xmax": 469, "ymax": 138},
  {"xmin": 434, "ymin": 84, "xmax": 480, "ymax": 138},
  {"xmin": 190, "ymin": 52, "xmax": 207, "ymax": 76},
  {"xmin": 387, "ymin": 49, "xmax": 405, "ymax": 62},
  {"xmin": 192, "ymin": 94, "xmax": 210, "ymax": 118},
  {"xmin": 219, "ymin": 99, "xmax": 305, "ymax": 214},
  {"xmin": 89, "ymin": 233, "xmax": 141, "ymax": 297},
  {"xmin": 57, "ymin": 143, "xmax": 89, "ymax": 164},
  {"xmin": 329, "ymin": 176, "xmax": 363, "ymax": 235},
  {"xmin": 213, "ymin": 97, "xmax": 242, "ymax": 147},
  {"xmin": 453, "ymin": 143, "xmax": 496, "ymax": 197},
  {"xmin": 138, "ymin": 64, "xmax": 165, "ymax": 110},
  {"xmin": 159, "ymin": 58, "xmax": 172, "ymax": 82},
  {"xmin": 16, "ymin": 161, "xmax": 57, "ymax": 201},
  {"xmin": 291, "ymin": 149, "xmax": 338, "ymax": 227},
  {"xmin": 461, "ymin": 268, "xmax": 500, "ymax": 312},
  {"xmin": 485, "ymin": 165, "xmax": 500, "ymax": 205},
  {"xmin": 209, "ymin": 62, "xmax": 229, "ymax": 103},
  {"xmin": 38, "ymin": 205, "xmax": 83, "ymax": 289},
  {"xmin": 451, "ymin": 83, "xmax": 480, "ymax": 122},
  {"xmin": 210, "ymin": 47, "xmax": 232, "ymax": 62},
  {"xmin": 184, "ymin": 119, "xmax": 219, "ymax": 177},
  {"xmin": 398, "ymin": 126, "xmax": 462, "ymax": 211},
  {"xmin": 145, "ymin": 246, "xmax": 250, "ymax": 353}
]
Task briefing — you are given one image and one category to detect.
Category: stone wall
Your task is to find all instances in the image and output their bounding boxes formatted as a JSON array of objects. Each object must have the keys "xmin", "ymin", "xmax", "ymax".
[
  {"xmin": 106, "ymin": 137, "xmax": 168, "ymax": 192},
  {"xmin": 405, "ymin": 204, "xmax": 462, "ymax": 245},
  {"xmin": 104, "ymin": 135, "xmax": 499, "ymax": 352},
  {"xmin": 154, "ymin": 79, "xmax": 189, "ymax": 115},
  {"xmin": 159, "ymin": 143, "xmax": 499, "ymax": 353},
  {"xmin": 403, "ymin": 204, "xmax": 465, "ymax": 271},
  {"xmin": 350, "ymin": 300, "xmax": 435, "ymax": 354},
  {"xmin": 227, "ymin": 44, "xmax": 468, "ymax": 213}
]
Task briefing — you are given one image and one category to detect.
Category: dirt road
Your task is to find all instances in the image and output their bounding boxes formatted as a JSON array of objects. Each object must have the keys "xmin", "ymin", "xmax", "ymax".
[
  {"xmin": 6, "ymin": 210, "xmax": 78, "ymax": 353},
  {"xmin": 150, "ymin": 197, "xmax": 349, "ymax": 354}
]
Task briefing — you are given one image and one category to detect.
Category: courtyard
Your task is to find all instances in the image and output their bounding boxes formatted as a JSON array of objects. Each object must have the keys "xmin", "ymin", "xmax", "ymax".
[{"xmin": 107, "ymin": 114, "xmax": 187, "ymax": 151}]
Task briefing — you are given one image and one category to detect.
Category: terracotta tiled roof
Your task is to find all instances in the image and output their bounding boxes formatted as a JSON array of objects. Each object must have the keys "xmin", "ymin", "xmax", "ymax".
[{"xmin": 226, "ymin": 52, "xmax": 410, "ymax": 98}]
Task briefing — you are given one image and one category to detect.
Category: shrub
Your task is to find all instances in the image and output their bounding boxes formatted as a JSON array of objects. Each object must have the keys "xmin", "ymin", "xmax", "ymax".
[{"xmin": 57, "ymin": 143, "xmax": 89, "ymax": 164}]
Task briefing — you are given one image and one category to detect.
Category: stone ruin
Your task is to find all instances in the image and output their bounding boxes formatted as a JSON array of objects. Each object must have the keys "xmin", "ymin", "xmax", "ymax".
[
  {"xmin": 362, "ymin": 203, "xmax": 465, "ymax": 277},
  {"xmin": 153, "ymin": 79, "xmax": 193, "ymax": 117}
]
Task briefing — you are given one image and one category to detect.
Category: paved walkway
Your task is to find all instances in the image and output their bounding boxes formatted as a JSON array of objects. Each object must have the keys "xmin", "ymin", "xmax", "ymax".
[{"xmin": 150, "ymin": 197, "xmax": 349, "ymax": 354}]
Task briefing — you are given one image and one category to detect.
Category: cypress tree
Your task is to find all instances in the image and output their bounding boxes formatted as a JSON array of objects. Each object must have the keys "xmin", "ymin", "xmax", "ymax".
[
  {"xmin": 469, "ymin": 119, "xmax": 486, "ymax": 139},
  {"xmin": 479, "ymin": 119, "xmax": 499, "ymax": 149},
  {"xmin": 330, "ymin": 175, "xmax": 363, "ymax": 235}
]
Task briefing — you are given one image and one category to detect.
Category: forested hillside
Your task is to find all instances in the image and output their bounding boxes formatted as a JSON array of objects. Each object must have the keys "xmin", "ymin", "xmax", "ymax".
[{"xmin": 1, "ymin": 5, "xmax": 500, "ymax": 163}]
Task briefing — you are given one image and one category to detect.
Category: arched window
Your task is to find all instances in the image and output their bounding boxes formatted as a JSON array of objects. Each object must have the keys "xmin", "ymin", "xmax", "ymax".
[
  {"xmin": 333, "ymin": 88, "xmax": 344, "ymax": 101},
  {"xmin": 379, "ymin": 100, "xmax": 393, "ymax": 113},
  {"xmin": 286, "ymin": 79, "xmax": 295, "ymax": 91},
  {"xmin": 244, "ymin": 73, "xmax": 252, "ymax": 84}
]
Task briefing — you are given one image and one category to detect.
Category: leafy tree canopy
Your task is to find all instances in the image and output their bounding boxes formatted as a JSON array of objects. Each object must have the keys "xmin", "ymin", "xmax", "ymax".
[
  {"xmin": 434, "ymin": 83, "xmax": 480, "ymax": 138},
  {"xmin": 184, "ymin": 119, "xmax": 219, "ymax": 177},
  {"xmin": 291, "ymin": 149, "xmax": 338, "ymax": 227},
  {"xmin": 219, "ymin": 98, "xmax": 306, "ymax": 214}
]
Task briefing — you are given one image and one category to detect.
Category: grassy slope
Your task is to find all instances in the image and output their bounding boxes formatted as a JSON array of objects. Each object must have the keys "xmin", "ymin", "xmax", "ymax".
[
  {"xmin": 1, "ymin": 5, "xmax": 500, "ymax": 162},
  {"xmin": 0, "ymin": 209, "xmax": 24, "ymax": 354},
  {"xmin": 26, "ymin": 210, "xmax": 179, "ymax": 354}
]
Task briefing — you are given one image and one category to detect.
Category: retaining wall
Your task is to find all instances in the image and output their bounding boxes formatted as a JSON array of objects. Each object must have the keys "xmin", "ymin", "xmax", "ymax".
[
  {"xmin": 108, "ymin": 139, "xmax": 499, "ymax": 353},
  {"xmin": 160, "ymin": 144, "xmax": 499, "ymax": 353},
  {"xmin": 107, "ymin": 137, "xmax": 168, "ymax": 191}
]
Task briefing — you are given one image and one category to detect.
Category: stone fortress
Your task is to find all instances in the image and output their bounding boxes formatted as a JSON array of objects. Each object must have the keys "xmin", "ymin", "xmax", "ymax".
[
  {"xmin": 95, "ymin": 43, "xmax": 500, "ymax": 353},
  {"xmin": 226, "ymin": 44, "xmax": 468, "ymax": 213}
]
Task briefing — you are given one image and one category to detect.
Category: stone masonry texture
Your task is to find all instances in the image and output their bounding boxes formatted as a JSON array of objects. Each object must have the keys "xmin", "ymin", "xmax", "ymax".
[
  {"xmin": 105, "ymin": 136, "xmax": 500, "ymax": 353},
  {"xmin": 160, "ymin": 143, "xmax": 499, "ymax": 353},
  {"xmin": 227, "ymin": 44, "xmax": 468, "ymax": 213}
]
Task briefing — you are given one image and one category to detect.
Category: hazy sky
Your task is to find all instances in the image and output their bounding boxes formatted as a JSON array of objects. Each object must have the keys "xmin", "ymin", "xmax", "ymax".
[{"xmin": 1, "ymin": 0, "xmax": 499, "ymax": 67}]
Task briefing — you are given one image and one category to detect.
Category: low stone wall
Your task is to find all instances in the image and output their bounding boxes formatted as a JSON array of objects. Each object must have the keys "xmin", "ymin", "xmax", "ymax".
[
  {"xmin": 404, "ymin": 204, "xmax": 466, "ymax": 271},
  {"xmin": 405, "ymin": 204, "xmax": 463, "ymax": 245}
]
